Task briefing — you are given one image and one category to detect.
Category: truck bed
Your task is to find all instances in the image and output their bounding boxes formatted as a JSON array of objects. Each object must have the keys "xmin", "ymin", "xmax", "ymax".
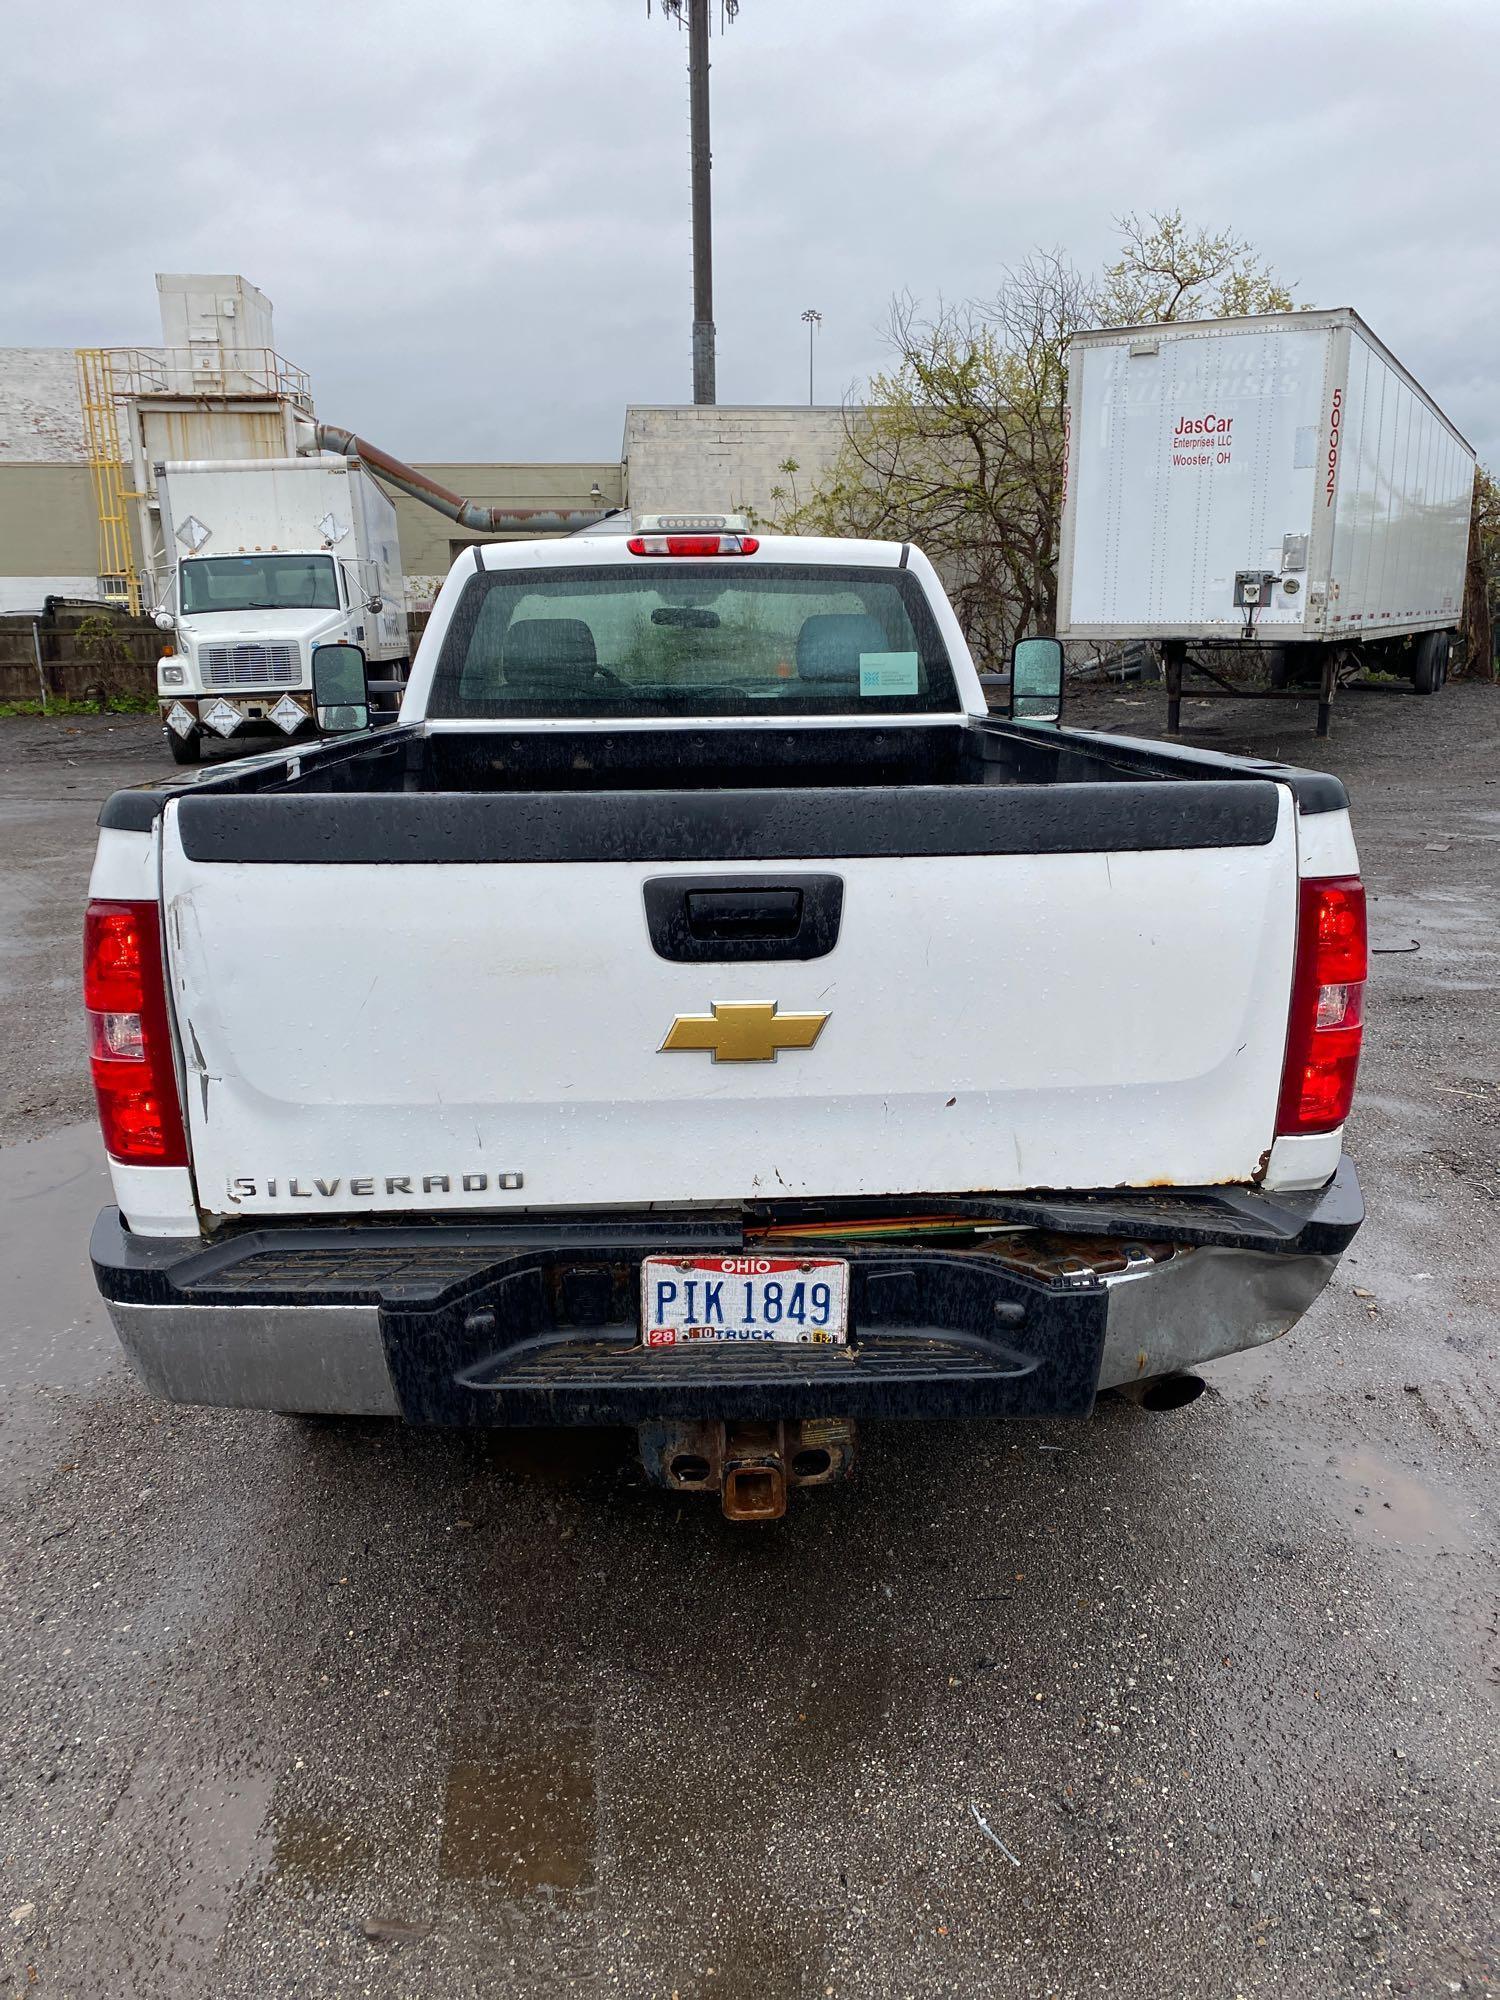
[
  {"xmin": 100, "ymin": 717, "xmax": 1347, "ymax": 1221},
  {"xmin": 104, "ymin": 714, "xmax": 1342, "ymax": 820}
]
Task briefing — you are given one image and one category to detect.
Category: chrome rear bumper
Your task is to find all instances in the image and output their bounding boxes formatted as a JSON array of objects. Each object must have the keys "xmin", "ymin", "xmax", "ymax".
[{"xmin": 94, "ymin": 1166, "xmax": 1359, "ymax": 1423}]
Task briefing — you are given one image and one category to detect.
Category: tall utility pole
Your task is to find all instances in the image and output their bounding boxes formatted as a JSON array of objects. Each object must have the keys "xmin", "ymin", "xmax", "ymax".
[
  {"xmin": 801, "ymin": 308, "xmax": 822, "ymax": 406},
  {"xmin": 687, "ymin": 0, "xmax": 716, "ymax": 404},
  {"xmin": 654, "ymin": 0, "xmax": 735, "ymax": 403}
]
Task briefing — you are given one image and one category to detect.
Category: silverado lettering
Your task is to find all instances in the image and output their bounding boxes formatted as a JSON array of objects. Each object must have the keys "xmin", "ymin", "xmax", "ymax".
[{"xmin": 226, "ymin": 1170, "xmax": 525, "ymax": 1202}]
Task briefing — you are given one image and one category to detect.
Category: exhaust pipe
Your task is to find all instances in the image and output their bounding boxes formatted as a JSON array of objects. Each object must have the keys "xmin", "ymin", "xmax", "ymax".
[{"xmin": 1114, "ymin": 1373, "xmax": 1207, "ymax": 1412}]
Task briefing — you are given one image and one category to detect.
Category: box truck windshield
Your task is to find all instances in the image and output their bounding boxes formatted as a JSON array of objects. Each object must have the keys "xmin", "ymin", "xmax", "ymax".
[
  {"xmin": 429, "ymin": 562, "xmax": 962, "ymax": 718},
  {"xmin": 180, "ymin": 555, "xmax": 340, "ymax": 614}
]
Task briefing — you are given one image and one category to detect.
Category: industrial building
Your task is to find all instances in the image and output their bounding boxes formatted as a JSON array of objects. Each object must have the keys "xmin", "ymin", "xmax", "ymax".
[{"xmin": 0, "ymin": 273, "xmax": 849, "ymax": 614}]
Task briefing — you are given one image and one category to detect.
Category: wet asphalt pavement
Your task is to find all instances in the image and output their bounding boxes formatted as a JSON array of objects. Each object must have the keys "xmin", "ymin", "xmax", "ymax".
[{"xmin": 1, "ymin": 691, "xmax": 1496, "ymax": 1999}]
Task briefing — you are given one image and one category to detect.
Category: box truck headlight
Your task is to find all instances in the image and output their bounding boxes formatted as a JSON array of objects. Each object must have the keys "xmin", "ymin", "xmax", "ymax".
[{"xmin": 159, "ymin": 662, "xmax": 185, "ymax": 686}]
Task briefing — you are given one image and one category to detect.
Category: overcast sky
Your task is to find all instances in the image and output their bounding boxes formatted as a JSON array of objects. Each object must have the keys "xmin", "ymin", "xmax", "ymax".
[{"xmin": 3, "ymin": 0, "xmax": 1496, "ymax": 467}]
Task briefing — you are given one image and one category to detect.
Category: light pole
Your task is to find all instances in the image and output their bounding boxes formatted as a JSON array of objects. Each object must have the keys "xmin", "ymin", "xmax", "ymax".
[{"xmin": 801, "ymin": 308, "xmax": 822, "ymax": 406}]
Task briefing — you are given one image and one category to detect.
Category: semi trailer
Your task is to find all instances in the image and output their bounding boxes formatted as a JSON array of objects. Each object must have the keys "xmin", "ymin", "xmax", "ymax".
[{"xmin": 1056, "ymin": 308, "xmax": 1476, "ymax": 734}]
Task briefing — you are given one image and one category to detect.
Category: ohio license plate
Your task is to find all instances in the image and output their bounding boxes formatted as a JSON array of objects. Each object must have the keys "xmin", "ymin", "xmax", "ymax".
[{"xmin": 640, "ymin": 1254, "xmax": 850, "ymax": 1347}]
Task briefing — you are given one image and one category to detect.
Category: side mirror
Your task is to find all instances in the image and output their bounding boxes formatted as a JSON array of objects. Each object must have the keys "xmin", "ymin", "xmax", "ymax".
[
  {"xmin": 153, "ymin": 609, "xmax": 175, "ymax": 632},
  {"xmin": 312, "ymin": 642, "xmax": 370, "ymax": 734},
  {"xmin": 366, "ymin": 596, "xmax": 384, "ymax": 615},
  {"xmin": 1009, "ymin": 635, "xmax": 1064, "ymax": 722}
]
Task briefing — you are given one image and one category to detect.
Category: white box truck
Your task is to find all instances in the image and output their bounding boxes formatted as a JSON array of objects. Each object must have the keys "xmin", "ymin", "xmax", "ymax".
[
  {"xmin": 153, "ymin": 456, "xmax": 409, "ymax": 763},
  {"xmin": 1056, "ymin": 309, "xmax": 1476, "ymax": 733}
]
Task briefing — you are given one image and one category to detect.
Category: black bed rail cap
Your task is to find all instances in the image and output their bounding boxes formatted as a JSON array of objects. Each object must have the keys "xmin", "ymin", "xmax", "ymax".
[{"xmin": 171, "ymin": 778, "xmax": 1281, "ymax": 866}]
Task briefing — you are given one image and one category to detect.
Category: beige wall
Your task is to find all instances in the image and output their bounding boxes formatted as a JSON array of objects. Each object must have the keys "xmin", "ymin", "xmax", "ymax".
[
  {"xmin": 0, "ymin": 465, "xmax": 101, "ymax": 573},
  {"xmin": 622, "ymin": 406, "xmax": 852, "ymax": 523},
  {"xmin": 393, "ymin": 461, "xmax": 626, "ymax": 594}
]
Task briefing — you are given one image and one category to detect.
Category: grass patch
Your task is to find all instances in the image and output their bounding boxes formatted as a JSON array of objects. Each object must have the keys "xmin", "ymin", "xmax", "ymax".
[{"xmin": 0, "ymin": 694, "xmax": 159, "ymax": 718}]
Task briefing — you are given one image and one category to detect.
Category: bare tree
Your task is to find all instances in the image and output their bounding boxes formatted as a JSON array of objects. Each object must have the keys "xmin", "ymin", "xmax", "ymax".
[{"xmin": 777, "ymin": 213, "xmax": 1299, "ymax": 661}]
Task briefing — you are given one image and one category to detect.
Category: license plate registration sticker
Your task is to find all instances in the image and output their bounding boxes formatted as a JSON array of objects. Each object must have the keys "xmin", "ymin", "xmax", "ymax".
[{"xmin": 640, "ymin": 1255, "xmax": 850, "ymax": 1347}]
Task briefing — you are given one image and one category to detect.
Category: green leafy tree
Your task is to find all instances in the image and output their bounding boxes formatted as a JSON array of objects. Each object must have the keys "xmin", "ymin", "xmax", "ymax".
[
  {"xmin": 73, "ymin": 611, "xmax": 139, "ymax": 711},
  {"xmin": 1096, "ymin": 211, "xmax": 1294, "ymax": 324},
  {"xmin": 781, "ymin": 213, "xmax": 1299, "ymax": 662},
  {"xmin": 1461, "ymin": 465, "xmax": 1498, "ymax": 680}
]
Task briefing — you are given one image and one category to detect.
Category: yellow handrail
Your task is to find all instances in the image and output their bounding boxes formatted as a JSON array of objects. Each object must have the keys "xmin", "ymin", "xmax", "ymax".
[{"xmin": 75, "ymin": 348, "xmax": 141, "ymax": 613}]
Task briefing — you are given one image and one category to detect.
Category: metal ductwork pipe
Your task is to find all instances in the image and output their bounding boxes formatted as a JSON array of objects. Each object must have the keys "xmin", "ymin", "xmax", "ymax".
[{"xmin": 310, "ymin": 424, "xmax": 616, "ymax": 536}]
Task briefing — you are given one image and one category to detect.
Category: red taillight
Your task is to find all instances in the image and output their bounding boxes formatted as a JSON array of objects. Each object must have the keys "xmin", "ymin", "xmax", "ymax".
[
  {"xmin": 1276, "ymin": 876, "xmax": 1367, "ymax": 1136},
  {"xmin": 84, "ymin": 900, "xmax": 187, "ymax": 1166},
  {"xmin": 626, "ymin": 533, "xmax": 759, "ymax": 556}
]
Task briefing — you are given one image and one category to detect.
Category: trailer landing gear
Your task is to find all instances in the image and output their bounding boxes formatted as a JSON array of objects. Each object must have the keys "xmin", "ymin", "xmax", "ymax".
[
  {"xmin": 1162, "ymin": 638, "xmax": 1399, "ymax": 738},
  {"xmin": 1163, "ymin": 639, "xmax": 1186, "ymax": 733},
  {"xmin": 636, "ymin": 1418, "xmax": 856, "ymax": 1520}
]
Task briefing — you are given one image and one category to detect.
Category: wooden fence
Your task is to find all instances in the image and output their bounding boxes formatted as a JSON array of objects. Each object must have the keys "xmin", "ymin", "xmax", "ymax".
[{"xmin": 0, "ymin": 606, "xmax": 432, "ymax": 707}]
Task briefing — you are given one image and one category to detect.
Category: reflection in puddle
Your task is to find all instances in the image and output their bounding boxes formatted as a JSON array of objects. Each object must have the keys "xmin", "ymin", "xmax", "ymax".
[
  {"xmin": 439, "ymin": 1726, "xmax": 595, "ymax": 1894},
  {"xmin": 271, "ymin": 1808, "xmax": 376, "ymax": 1894}
]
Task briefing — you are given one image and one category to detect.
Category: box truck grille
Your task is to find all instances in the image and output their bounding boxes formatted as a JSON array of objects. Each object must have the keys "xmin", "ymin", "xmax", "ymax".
[{"xmin": 200, "ymin": 643, "xmax": 300, "ymax": 688}]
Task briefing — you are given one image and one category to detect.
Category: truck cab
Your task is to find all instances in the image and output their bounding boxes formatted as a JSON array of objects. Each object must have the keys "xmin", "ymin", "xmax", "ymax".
[
  {"xmin": 156, "ymin": 549, "xmax": 373, "ymax": 762},
  {"xmin": 151, "ymin": 455, "xmax": 410, "ymax": 763}
]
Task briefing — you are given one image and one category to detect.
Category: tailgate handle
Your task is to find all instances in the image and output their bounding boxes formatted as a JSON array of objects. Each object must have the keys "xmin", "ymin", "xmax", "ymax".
[
  {"xmin": 687, "ymin": 888, "xmax": 801, "ymax": 938},
  {"xmin": 644, "ymin": 874, "xmax": 844, "ymax": 962}
]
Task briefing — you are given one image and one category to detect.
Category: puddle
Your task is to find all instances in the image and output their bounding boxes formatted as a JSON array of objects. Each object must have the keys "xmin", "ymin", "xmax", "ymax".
[
  {"xmin": 439, "ymin": 1725, "xmax": 595, "ymax": 1893},
  {"xmin": 271, "ymin": 1807, "xmax": 377, "ymax": 1894},
  {"xmin": 1329, "ymin": 1448, "xmax": 1476, "ymax": 1553}
]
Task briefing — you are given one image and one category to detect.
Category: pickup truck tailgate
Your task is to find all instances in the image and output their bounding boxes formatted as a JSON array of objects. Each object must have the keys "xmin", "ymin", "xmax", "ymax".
[{"xmin": 160, "ymin": 787, "xmax": 1298, "ymax": 1219}]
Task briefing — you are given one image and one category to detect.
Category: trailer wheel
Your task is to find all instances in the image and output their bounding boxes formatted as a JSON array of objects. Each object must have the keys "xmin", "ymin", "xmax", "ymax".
[
  {"xmin": 167, "ymin": 728, "xmax": 202, "ymax": 765},
  {"xmin": 1410, "ymin": 631, "xmax": 1449, "ymax": 695}
]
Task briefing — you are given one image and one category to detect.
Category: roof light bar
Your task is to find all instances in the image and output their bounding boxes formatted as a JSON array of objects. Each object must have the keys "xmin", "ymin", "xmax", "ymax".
[{"xmin": 635, "ymin": 513, "xmax": 751, "ymax": 534}]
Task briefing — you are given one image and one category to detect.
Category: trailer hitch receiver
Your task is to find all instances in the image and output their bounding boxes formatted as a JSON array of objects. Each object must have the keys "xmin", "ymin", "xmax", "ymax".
[{"xmin": 637, "ymin": 1417, "xmax": 855, "ymax": 1520}]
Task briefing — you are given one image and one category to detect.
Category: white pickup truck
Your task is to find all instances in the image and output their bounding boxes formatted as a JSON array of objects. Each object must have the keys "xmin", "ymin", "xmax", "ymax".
[{"xmin": 86, "ymin": 520, "xmax": 1365, "ymax": 1518}]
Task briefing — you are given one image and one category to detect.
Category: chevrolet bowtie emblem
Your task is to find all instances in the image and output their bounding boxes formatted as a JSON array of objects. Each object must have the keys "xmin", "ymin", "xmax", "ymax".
[{"xmin": 660, "ymin": 1001, "xmax": 831, "ymax": 1064}]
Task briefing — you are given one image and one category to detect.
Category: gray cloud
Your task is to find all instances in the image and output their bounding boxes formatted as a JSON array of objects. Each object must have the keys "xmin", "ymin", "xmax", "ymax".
[{"xmin": 2, "ymin": 0, "xmax": 1495, "ymax": 464}]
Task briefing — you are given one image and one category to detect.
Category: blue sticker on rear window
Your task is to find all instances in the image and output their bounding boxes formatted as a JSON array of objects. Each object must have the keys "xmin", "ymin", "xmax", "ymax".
[{"xmin": 859, "ymin": 651, "xmax": 919, "ymax": 696}]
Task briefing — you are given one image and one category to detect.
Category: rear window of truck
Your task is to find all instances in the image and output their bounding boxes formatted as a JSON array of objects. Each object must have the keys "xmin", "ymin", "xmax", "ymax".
[{"xmin": 426, "ymin": 564, "xmax": 962, "ymax": 718}]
